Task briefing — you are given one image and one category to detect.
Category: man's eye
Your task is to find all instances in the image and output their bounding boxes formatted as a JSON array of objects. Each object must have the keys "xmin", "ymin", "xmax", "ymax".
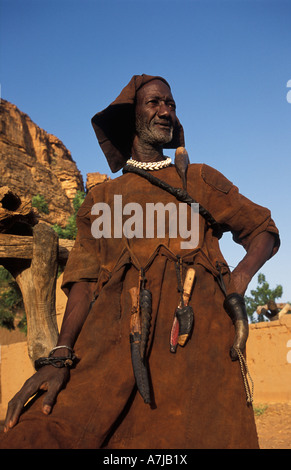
[{"xmin": 168, "ymin": 102, "xmax": 176, "ymax": 110}]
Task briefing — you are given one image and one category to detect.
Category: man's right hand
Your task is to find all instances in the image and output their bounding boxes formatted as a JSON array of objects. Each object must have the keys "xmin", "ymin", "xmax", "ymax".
[
  {"xmin": 3, "ymin": 365, "xmax": 70, "ymax": 432},
  {"xmin": 3, "ymin": 280, "xmax": 96, "ymax": 433}
]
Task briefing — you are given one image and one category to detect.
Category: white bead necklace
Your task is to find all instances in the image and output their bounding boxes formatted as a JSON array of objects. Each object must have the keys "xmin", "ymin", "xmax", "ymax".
[{"xmin": 126, "ymin": 157, "xmax": 172, "ymax": 170}]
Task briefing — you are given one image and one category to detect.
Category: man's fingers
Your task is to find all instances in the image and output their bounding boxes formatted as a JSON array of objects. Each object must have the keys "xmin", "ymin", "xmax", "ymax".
[
  {"xmin": 41, "ymin": 381, "xmax": 62, "ymax": 415},
  {"xmin": 4, "ymin": 399, "xmax": 23, "ymax": 432},
  {"xmin": 3, "ymin": 373, "xmax": 47, "ymax": 432},
  {"xmin": 4, "ymin": 381, "xmax": 38, "ymax": 432},
  {"xmin": 3, "ymin": 368, "xmax": 69, "ymax": 431},
  {"xmin": 42, "ymin": 404, "xmax": 52, "ymax": 415}
]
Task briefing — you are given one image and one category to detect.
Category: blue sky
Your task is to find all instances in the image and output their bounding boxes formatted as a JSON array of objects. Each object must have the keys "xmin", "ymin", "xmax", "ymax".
[{"xmin": 1, "ymin": 0, "xmax": 290, "ymax": 305}]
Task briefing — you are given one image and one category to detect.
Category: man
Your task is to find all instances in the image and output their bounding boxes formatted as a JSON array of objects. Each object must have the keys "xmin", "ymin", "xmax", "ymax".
[{"xmin": 0, "ymin": 75, "xmax": 279, "ymax": 449}]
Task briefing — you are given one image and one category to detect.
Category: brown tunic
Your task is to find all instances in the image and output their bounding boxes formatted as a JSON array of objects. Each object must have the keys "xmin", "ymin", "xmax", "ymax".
[{"xmin": 0, "ymin": 163, "xmax": 279, "ymax": 449}]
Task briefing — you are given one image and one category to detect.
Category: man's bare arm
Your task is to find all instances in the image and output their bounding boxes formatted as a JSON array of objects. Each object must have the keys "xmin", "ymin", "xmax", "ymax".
[
  {"xmin": 55, "ymin": 281, "xmax": 96, "ymax": 350},
  {"xmin": 231, "ymin": 231, "xmax": 276, "ymax": 295},
  {"xmin": 4, "ymin": 281, "xmax": 95, "ymax": 432}
]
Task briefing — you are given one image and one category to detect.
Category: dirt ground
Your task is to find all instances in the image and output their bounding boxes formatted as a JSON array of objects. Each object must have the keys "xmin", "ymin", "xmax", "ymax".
[
  {"xmin": 1, "ymin": 402, "xmax": 290, "ymax": 449},
  {"xmin": 254, "ymin": 402, "xmax": 291, "ymax": 449}
]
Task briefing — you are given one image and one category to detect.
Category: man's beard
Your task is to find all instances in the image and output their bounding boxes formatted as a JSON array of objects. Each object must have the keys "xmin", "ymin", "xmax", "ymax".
[{"xmin": 135, "ymin": 114, "xmax": 174, "ymax": 147}]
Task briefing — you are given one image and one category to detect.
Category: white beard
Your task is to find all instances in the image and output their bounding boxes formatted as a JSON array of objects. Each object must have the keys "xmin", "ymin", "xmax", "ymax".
[{"xmin": 135, "ymin": 115, "xmax": 173, "ymax": 146}]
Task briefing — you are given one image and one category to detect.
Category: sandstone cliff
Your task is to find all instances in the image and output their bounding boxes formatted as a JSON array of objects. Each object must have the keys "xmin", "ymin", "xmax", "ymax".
[
  {"xmin": 0, "ymin": 99, "xmax": 84, "ymax": 227},
  {"xmin": 86, "ymin": 172, "xmax": 110, "ymax": 192}
]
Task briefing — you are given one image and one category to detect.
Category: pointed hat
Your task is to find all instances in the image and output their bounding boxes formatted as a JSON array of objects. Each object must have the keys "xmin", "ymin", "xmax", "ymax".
[{"xmin": 91, "ymin": 74, "xmax": 185, "ymax": 173}]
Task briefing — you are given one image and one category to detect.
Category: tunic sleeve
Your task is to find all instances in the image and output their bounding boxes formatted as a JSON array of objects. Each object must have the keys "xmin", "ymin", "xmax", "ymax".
[
  {"xmin": 200, "ymin": 164, "xmax": 280, "ymax": 257},
  {"xmin": 61, "ymin": 192, "xmax": 100, "ymax": 293},
  {"xmin": 223, "ymin": 187, "xmax": 280, "ymax": 256}
]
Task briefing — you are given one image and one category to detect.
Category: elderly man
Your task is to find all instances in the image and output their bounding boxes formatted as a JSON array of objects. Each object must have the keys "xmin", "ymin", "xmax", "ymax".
[{"xmin": 0, "ymin": 75, "xmax": 279, "ymax": 449}]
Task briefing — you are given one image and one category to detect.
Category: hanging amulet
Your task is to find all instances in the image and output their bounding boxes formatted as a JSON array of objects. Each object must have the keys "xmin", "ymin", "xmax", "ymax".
[
  {"xmin": 139, "ymin": 288, "xmax": 152, "ymax": 361},
  {"xmin": 170, "ymin": 268, "xmax": 196, "ymax": 352}
]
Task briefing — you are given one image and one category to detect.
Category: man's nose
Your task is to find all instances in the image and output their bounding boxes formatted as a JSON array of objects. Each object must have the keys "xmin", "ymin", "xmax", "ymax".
[{"xmin": 157, "ymin": 101, "xmax": 171, "ymax": 117}]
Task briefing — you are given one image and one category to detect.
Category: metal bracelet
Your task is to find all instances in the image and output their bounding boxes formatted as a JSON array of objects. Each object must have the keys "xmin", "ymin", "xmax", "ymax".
[{"xmin": 49, "ymin": 345, "xmax": 74, "ymax": 357}]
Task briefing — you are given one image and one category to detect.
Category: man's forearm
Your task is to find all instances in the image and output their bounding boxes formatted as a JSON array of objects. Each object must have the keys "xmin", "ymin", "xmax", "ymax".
[
  {"xmin": 55, "ymin": 281, "xmax": 96, "ymax": 352},
  {"xmin": 231, "ymin": 231, "xmax": 276, "ymax": 295}
]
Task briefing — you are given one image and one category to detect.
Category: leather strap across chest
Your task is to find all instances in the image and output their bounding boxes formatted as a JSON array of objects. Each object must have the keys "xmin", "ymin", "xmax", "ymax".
[{"xmin": 122, "ymin": 164, "xmax": 223, "ymax": 239}]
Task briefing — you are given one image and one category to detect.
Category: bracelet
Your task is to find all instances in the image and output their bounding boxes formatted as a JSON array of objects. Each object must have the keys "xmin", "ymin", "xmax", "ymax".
[
  {"xmin": 34, "ymin": 345, "xmax": 77, "ymax": 371},
  {"xmin": 49, "ymin": 345, "xmax": 74, "ymax": 357},
  {"xmin": 34, "ymin": 356, "xmax": 76, "ymax": 371}
]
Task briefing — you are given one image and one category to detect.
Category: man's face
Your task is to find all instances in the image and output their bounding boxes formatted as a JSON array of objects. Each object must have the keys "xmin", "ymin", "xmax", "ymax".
[{"xmin": 135, "ymin": 79, "xmax": 177, "ymax": 147}]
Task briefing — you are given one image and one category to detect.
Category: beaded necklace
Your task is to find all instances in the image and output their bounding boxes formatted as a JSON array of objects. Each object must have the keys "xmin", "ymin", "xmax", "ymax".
[{"xmin": 126, "ymin": 157, "xmax": 172, "ymax": 171}]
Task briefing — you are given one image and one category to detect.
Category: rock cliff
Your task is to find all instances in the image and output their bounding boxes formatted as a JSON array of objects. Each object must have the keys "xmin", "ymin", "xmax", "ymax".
[
  {"xmin": 0, "ymin": 99, "xmax": 84, "ymax": 227},
  {"xmin": 86, "ymin": 172, "xmax": 110, "ymax": 192}
]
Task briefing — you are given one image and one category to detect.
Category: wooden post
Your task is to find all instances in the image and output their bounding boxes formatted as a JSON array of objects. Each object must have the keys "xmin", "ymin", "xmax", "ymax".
[
  {"xmin": 0, "ymin": 186, "xmax": 74, "ymax": 365},
  {"xmin": 0, "ymin": 233, "xmax": 74, "ymax": 262},
  {"xmin": 7, "ymin": 224, "xmax": 60, "ymax": 364}
]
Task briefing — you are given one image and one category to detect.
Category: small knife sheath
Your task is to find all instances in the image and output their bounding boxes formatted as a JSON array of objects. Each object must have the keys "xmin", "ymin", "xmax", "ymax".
[
  {"xmin": 170, "ymin": 268, "xmax": 195, "ymax": 353},
  {"xmin": 129, "ymin": 287, "xmax": 151, "ymax": 404}
]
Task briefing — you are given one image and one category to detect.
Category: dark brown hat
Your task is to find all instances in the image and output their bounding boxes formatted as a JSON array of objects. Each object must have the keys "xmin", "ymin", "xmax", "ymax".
[{"xmin": 91, "ymin": 74, "xmax": 185, "ymax": 173}]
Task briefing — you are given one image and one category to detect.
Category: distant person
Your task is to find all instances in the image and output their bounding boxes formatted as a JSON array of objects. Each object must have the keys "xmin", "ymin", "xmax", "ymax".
[{"xmin": 0, "ymin": 74, "xmax": 280, "ymax": 449}]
